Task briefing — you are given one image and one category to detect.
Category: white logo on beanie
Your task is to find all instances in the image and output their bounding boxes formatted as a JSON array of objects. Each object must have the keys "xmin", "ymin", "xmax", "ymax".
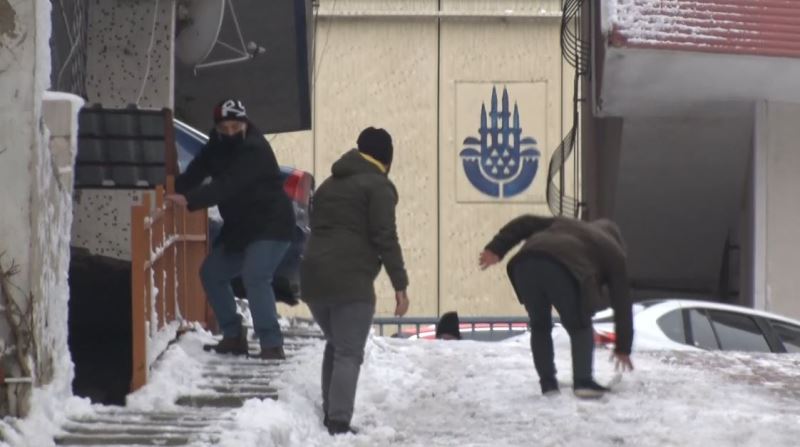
[{"xmin": 221, "ymin": 100, "xmax": 246, "ymax": 118}]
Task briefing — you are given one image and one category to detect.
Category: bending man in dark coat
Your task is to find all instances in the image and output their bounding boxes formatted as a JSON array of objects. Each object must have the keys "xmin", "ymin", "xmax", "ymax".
[
  {"xmin": 167, "ymin": 99, "xmax": 295, "ymax": 360},
  {"xmin": 301, "ymin": 127, "xmax": 410, "ymax": 435},
  {"xmin": 480, "ymin": 216, "xmax": 634, "ymax": 398}
]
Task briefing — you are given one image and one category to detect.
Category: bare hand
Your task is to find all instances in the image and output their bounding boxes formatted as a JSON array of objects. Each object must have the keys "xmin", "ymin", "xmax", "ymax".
[
  {"xmin": 479, "ymin": 250, "xmax": 500, "ymax": 270},
  {"xmin": 394, "ymin": 290, "xmax": 409, "ymax": 317},
  {"xmin": 165, "ymin": 194, "xmax": 187, "ymax": 207},
  {"xmin": 611, "ymin": 352, "xmax": 634, "ymax": 372}
]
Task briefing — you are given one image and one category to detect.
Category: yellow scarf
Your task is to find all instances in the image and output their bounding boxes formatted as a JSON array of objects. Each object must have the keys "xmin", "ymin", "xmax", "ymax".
[{"xmin": 360, "ymin": 152, "xmax": 388, "ymax": 174}]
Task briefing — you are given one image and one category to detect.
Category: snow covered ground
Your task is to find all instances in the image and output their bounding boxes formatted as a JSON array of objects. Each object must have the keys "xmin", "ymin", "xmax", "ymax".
[
  {"xmin": 5, "ymin": 325, "xmax": 800, "ymax": 447},
  {"xmin": 132, "ymin": 327, "xmax": 800, "ymax": 446}
]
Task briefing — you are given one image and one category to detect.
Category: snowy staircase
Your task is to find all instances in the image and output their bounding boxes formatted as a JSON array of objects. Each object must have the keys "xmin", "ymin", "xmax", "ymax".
[{"xmin": 55, "ymin": 326, "xmax": 322, "ymax": 446}]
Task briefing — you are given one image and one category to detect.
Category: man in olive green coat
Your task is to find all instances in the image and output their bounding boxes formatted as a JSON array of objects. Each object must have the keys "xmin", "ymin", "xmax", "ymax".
[{"xmin": 300, "ymin": 127, "xmax": 409, "ymax": 435}]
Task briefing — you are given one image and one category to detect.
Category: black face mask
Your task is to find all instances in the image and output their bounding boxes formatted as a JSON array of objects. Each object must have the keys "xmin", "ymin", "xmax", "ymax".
[{"xmin": 218, "ymin": 131, "xmax": 245, "ymax": 146}]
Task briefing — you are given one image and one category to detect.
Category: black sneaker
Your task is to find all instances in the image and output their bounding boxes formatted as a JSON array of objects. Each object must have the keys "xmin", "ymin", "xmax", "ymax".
[
  {"xmin": 573, "ymin": 379, "xmax": 609, "ymax": 399},
  {"xmin": 541, "ymin": 378, "xmax": 560, "ymax": 397},
  {"xmin": 327, "ymin": 420, "xmax": 358, "ymax": 436},
  {"xmin": 256, "ymin": 346, "xmax": 286, "ymax": 360}
]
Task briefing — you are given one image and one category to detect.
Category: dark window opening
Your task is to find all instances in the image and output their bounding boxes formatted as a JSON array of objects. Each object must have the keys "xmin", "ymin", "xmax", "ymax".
[{"xmin": 68, "ymin": 247, "xmax": 132, "ymax": 405}]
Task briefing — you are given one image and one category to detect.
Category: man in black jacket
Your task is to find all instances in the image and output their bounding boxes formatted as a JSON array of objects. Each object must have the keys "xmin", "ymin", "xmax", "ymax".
[
  {"xmin": 480, "ymin": 216, "xmax": 634, "ymax": 398},
  {"xmin": 167, "ymin": 99, "xmax": 295, "ymax": 360}
]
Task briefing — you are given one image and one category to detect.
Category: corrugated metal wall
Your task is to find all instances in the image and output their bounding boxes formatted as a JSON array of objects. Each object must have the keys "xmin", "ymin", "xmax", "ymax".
[{"xmin": 609, "ymin": 0, "xmax": 800, "ymax": 58}]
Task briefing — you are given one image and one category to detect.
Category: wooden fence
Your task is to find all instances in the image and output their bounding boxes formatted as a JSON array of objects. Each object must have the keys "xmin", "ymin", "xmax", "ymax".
[{"xmin": 130, "ymin": 176, "xmax": 211, "ymax": 391}]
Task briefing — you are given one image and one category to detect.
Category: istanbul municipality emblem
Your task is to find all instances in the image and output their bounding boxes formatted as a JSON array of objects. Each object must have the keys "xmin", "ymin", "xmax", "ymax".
[{"xmin": 459, "ymin": 86, "xmax": 540, "ymax": 198}]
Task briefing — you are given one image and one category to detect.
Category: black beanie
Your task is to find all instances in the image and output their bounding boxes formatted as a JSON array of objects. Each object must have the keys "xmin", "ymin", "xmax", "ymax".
[
  {"xmin": 213, "ymin": 99, "xmax": 248, "ymax": 124},
  {"xmin": 357, "ymin": 127, "xmax": 393, "ymax": 167},
  {"xmin": 436, "ymin": 311, "xmax": 462, "ymax": 340}
]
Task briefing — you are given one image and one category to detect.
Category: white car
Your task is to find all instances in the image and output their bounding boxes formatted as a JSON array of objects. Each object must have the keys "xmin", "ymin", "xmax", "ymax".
[{"xmin": 592, "ymin": 299, "xmax": 800, "ymax": 353}]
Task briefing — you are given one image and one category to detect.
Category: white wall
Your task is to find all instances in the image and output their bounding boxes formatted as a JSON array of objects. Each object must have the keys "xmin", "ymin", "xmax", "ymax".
[
  {"xmin": 85, "ymin": 0, "xmax": 175, "ymax": 108},
  {"xmin": 0, "ymin": 0, "xmax": 38, "ymax": 313},
  {"xmin": 753, "ymin": 101, "xmax": 800, "ymax": 320},
  {"xmin": 600, "ymin": 47, "xmax": 800, "ymax": 117},
  {"xmin": 74, "ymin": 0, "xmax": 176, "ymax": 260},
  {"xmin": 0, "ymin": 0, "xmax": 47, "ymax": 417},
  {"xmin": 0, "ymin": 0, "xmax": 82, "ymax": 417}
]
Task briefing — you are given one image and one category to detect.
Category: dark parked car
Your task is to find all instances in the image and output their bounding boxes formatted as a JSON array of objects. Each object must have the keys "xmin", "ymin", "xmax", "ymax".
[{"xmin": 174, "ymin": 119, "xmax": 314, "ymax": 305}]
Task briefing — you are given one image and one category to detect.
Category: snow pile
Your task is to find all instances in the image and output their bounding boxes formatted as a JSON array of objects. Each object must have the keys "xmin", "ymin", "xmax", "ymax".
[
  {"xmin": 0, "ymin": 392, "xmax": 92, "ymax": 447},
  {"xmin": 607, "ymin": 0, "xmax": 732, "ymax": 45},
  {"xmin": 126, "ymin": 331, "xmax": 207, "ymax": 411}
]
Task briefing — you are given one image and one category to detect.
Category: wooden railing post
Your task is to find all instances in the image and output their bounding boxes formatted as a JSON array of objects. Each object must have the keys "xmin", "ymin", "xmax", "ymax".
[
  {"xmin": 131, "ymin": 176, "xmax": 211, "ymax": 391},
  {"xmin": 154, "ymin": 186, "xmax": 166, "ymax": 330},
  {"xmin": 165, "ymin": 177, "xmax": 177, "ymax": 323},
  {"xmin": 130, "ymin": 194, "xmax": 148, "ymax": 392}
]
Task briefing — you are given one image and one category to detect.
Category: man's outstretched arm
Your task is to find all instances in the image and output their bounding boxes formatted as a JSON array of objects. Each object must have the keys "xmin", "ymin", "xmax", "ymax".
[{"xmin": 483, "ymin": 215, "xmax": 555, "ymax": 261}]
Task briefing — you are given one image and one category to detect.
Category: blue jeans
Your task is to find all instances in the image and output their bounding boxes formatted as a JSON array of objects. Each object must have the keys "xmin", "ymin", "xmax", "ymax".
[{"xmin": 200, "ymin": 240, "xmax": 290, "ymax": 348}]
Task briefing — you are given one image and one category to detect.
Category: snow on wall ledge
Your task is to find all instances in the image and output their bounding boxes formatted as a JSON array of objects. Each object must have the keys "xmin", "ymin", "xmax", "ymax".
[
  {"xmin": 32, "ymin": 92, "xmax": 85, "ymax": 393},
  {"xmin": 606, "ymin": 0, "xmax": 800, "ymax": 59}
]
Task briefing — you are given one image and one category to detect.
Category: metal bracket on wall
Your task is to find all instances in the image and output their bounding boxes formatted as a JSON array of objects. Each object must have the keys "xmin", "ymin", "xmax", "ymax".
[{"xmin": 193, "ymin": 0, "xmax": 266, "ymax": 72}]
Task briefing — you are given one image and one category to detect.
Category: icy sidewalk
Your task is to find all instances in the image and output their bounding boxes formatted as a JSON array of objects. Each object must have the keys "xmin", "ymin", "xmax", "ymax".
[
  {"xmin": 47, "ymin": 326, "xmax": 800, "ymax": 447},
  {"xmin": 205, "ymin": 329, "xmax": 800, "ymax": 447}
]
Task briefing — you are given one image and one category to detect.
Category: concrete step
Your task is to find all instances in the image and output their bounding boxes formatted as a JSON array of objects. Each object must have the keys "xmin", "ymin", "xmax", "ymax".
[
  {"xmin": 200, "ymin": 370, "xmax": 283, "ymax": 381},
  {"xmin": 175, "ymin": 392, "xmax": 277, "ymax": 408},
  {"xmin": 56, "ymin": 330, "xmax": 318, "ymax": 445},
  {"xmin": 56, "ymin": 434, "xmax": 194, "ymax": 446},
  {"xmin": 197, "ymin": 383, "xmax": 278, "ymax": 394}
]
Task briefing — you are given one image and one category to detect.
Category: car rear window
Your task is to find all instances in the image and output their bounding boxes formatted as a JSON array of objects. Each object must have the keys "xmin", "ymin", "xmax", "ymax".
[
  {"xmin": 770, "ymin": 321, "xmax": 800, "ymax": 353},
  {"xmin": 706, "ymin": 310, "xmax": 771, "ymax": 353},
  {"xmin": 656, "ymin": 310, "xmax": 686, "ymax": 344},
  {"xmin": 688, "ymin": 309, "xmax": 719, "ymax": 350}
]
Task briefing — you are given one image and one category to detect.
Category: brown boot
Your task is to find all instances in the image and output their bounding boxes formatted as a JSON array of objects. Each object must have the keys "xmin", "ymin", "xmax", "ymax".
[
  {"xmin": 256, "ymin": 346, "xmax": 286, "ymax": 360},
  {"xmin": 203, "ymin": 328, "xmax": 248, "ymax": 355}
]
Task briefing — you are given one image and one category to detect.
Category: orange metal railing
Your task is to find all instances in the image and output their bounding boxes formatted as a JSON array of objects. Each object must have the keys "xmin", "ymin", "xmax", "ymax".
[{"xmin": 130, "ymin": 176, "xmax": 211, "ymax": 391}]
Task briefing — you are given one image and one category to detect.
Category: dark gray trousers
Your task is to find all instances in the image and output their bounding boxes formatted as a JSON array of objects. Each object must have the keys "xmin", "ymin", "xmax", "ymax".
[
  {"xmin": 308, "ymin": 300, "xmax": 375, "ymax": 424},
  {"xmin": 511, "ymin": 256, "xmax": 595, "ymax": 388}
]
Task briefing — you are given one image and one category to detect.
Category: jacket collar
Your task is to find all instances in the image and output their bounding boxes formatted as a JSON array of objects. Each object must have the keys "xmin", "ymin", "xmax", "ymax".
[{"xmin": 359, "ymin": 152, "xmax": 388, "ymax": 174}]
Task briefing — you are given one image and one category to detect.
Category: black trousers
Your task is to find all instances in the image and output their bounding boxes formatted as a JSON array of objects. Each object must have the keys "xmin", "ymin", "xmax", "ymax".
[{"xmin": 510, "ymin": 256, "xmax": 595, "ymax": 388}]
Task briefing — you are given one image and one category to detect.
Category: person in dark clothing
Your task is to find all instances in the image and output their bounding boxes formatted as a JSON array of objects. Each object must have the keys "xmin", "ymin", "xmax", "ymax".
[
  {"xmin": 479, "ymin": 216, "xmax": 634, "ymax": 399},
  {"xmin": 436, "ymin": 311, "xmax": 462, "ymax": 340},
  {"xmin": 300, "ymin": 127, "xmax": 410, "ymax": 435},
  {"xmin": 166, "ymin": 99, "xmax": 295, "ymax": 360}
]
